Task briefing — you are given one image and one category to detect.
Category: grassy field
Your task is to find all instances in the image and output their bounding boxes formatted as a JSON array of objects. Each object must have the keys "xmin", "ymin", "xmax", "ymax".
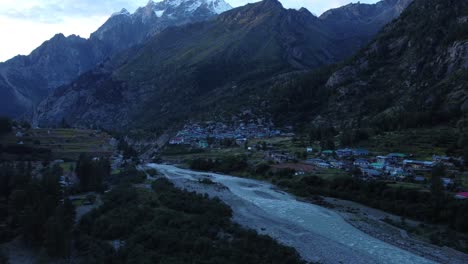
[
  {"xmin": 0, "ymin": 128, "xmax": 115, "ymax": 161},
  {"xmin": 355, "ymin": 127, "xmax": 459, "ymax": 160},
  {"xmin": 160, "ymin": 136, "xmax": 316, "ymax": 163},
  {"xmin": 59, "ymin": 162, "xmax": 75, "ymax": 173},
  {"xmin": 314, "ymin": 168, "xmax": 350, "ymax": 181},
  {"xmin": 387, "ymin": 182, "xmax": 426, "ymax": 190}
]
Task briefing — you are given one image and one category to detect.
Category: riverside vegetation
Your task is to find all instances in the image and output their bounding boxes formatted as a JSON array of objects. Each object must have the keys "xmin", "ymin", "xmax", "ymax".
[
  {"xmin": 189, "ymin": 156, "xmax": 468, "ymax": 252},
  {"xmin": 75, "ymin": 178, "xmax": 306, "ymax": 264}
]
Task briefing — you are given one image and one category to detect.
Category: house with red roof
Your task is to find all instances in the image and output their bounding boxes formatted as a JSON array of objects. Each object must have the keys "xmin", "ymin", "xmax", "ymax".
[{"xmin": 454, "ymin": 192, "xmax": 468, "ymax": 200}]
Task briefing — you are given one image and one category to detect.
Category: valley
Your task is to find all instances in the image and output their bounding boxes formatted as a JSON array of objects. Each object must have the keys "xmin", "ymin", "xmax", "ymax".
[
  {"xmin": 149, "ymin": 164, "xmax": 467, "ymax": 264},
  {"xmin": 0, "ymin": 0, "xmax": 467, "ymax": 263}
]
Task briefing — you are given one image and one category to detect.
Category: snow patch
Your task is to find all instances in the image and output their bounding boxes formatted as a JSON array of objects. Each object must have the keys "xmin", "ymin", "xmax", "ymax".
[
  {"xmin": 111, "ymin": 8, "xmax": 131, "ymax": 17},
  {"xmin": 154, "ymin": 10, "xmax": 165, "ymax": 17},
  {"xmin": 153, "ymin": 0, "xmax": 232, "ymax": 14},
  {"xmin": 187, "ymin": 2, "xmax": 203, "ymax": 12},
  {"xmin": 210, "ymin": 0, "xmax": 231, "ymax": 14}
]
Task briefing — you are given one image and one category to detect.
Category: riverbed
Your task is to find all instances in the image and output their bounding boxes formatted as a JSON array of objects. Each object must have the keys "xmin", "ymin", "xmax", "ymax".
[{"xmin": 149, "ymin": 164, "xmax": 438, "ymax": 264}]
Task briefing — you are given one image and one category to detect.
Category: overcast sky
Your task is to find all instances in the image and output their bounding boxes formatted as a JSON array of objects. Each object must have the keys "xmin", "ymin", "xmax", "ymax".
[{"xmin": 0, "ymin": 0, "xmax": 378, "ymax": 62}]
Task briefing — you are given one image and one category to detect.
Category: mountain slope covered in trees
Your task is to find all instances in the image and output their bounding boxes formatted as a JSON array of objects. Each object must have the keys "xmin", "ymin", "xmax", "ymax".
[
  {"xmin": 36, "ymin": 0, "xmax": 411, "ymax": 130},
  {"xmin": 268, "ymin": 0, "xmax": 468, "ymax": 133},
  {"xmin": 0, "ymin": 0, "xmax": 231, "ymax": 118}
]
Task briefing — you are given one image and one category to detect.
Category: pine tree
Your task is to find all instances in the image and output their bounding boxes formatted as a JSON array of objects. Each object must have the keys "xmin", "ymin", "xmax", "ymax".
[
  {"xmin": 431, "ymin": 164, "xmax": 445, "ymax": 219},
  {"xmin": 0, "ymin": 117, "xmax": 12, "ymax": 135}
]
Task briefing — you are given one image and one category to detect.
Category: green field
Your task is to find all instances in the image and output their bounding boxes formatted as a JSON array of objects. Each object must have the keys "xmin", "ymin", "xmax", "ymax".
[
  {"xmin": 59, "ymin": 162, "xmax": 76, "ymax": 172},
  {"xmin": 356, "ymin": 127, "xmax": 459, "ymax": 159},
  {"xmin": 314, "ymin": 168, "xmax": 350, "ymax": 181},
  {"xmin": 0, "ymin": 128, "xmax": 115, "ymax": 161},
  {"xmin": 387, "ymin": 182, "xmax": 426, "ymax": 190},
  {"xmin": 160, "ymin": 136, "xmax": 318, "ymax": 164}
]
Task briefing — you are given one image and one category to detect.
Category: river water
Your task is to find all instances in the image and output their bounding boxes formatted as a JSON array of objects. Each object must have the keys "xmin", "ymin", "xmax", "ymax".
[{"xmin": 149, "ymin": 164, "xmax": 435, "ymax": 264}]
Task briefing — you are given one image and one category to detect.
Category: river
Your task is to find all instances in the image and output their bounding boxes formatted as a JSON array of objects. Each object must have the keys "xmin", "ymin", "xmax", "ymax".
[{"xmin": 149, "ymin": 164, "xmax": 436, "ymax": 264}]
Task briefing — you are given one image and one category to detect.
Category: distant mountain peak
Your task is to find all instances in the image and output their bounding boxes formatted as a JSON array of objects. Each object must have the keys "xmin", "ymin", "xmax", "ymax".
[
  {"xmin": 321, "ymin": 0, "xmax": 413, "ymax": 20},
  {"xmin": 141, "ymin": 0, "xmax": 232, "ymax": 18},
  {"xmin": 263, "ymin": 0, "xmax": 283, "ymax": 6},
  {"xmin": 111, "ymin": 8, "xmax": 131, "ymax": 17}
]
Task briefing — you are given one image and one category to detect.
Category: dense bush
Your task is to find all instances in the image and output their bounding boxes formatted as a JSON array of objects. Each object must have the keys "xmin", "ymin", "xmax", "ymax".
[
  {"xmin": 190, "ymin": 155, "xmax": 248, "ymax": 174},
  {"xmin": 0, "ymin": 162, "xmax": 75, "ymax": 258},
  {"xmin": 278, "ymin": 175, "xmax": 468, "ymax": 235},
  {"xmin": 76, "ymin": 154, "xmax": 110, "ymax": 192},
  {"xmin": 76, "ymin": 179, "xmax": 305, "ymax": 264},
  {"xmin": 0, "ymin": 117, "xmax": 12, "ymax": 135}
]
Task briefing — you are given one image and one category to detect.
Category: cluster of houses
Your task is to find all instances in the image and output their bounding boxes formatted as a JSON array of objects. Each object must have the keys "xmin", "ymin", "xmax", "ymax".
[
  {"xmin": 303, "ymin": 148, "xmax": 464, "ymax": 187},
  {"xmin": 169, "ymin": 121, "xmax": 292, "ymax": 148}
]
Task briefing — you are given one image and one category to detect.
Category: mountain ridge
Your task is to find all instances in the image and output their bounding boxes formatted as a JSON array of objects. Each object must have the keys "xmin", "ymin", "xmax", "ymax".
[
  {"xmin": 35, "ymin": 0, "xmax": 414, "ymax": 130},
  {"xmin": 0, "ymin": 0, "xmax": 232, "ymax": 118},
  {"xmin": 267, "ymin": 0, "xmax": 468, "ymax": 132}
]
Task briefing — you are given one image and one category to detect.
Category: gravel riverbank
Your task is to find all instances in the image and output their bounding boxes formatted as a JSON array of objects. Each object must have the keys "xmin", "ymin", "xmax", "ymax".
[{"xmin": 150, "ymin": 164, "xmax": 450, "ymax": 264}]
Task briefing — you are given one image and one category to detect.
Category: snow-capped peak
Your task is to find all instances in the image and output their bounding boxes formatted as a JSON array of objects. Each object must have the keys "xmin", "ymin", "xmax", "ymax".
[
  {"xmin": 207, "ymin": 0, "xmax": 232, "ymax": 14},
  {"xmin": 150, "ymin": 0, "xmax": 232, "ymax": 17},
  {"xmin": 111, "ymin": 8, "xmax": 131, "ymax": 17}
]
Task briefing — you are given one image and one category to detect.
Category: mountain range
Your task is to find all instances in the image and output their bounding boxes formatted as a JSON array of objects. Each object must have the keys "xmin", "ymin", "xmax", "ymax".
[
  {"xmin": 267, "ymin": 0, "xmax": 468, "ymax": 132},
  {"xmin": 0, "ymin": 0, "xmax": 232, "ymax": 118},
  {"xmin": 30, "ymin": 0, "xmax": 413, "ymax": 130}
]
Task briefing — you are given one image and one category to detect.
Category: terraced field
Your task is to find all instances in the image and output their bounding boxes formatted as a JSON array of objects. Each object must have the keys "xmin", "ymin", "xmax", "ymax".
[{"xmin": 0, "ymin": 128, "xmax": 115, "ymax": 161}]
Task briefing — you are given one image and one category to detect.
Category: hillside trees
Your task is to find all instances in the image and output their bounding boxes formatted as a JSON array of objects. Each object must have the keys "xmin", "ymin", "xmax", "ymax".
[
  {"xmin": 76, "ymin": 154, "xmax": 110, "ymax": 192},
  {"xmin": 0, "ymin": 117, "xmax": 12, "ymax": 135},
  {"xmin": 190, "ymin": 155, "xmax": 248, "ymax": 174},
  {"xmin": 464, "ymin": 145, "xmax": 468, "ymax": 167},
  {"xmin": 75, "ymin": 180, "xmax": 305, "ymax": 263},
  {"xmin": 44, "ymin": 199, "xmax": 75, "ymax": 257},
  {"xmin": 431, "ymin": 164, "xmax": 445, "ymax": 218},
  {"xmin": 1, "ymin": 163, "xmax": 75, "ymax": 258}
]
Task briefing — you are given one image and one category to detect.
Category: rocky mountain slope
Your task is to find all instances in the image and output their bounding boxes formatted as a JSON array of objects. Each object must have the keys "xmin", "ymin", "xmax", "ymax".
[
  {"xmin": 36, "ymin": 0, "xmax": 411, "ymax": 130},
  {"xmin": 320, "ymin": 0, "xmax": 413, "ymax": 52},
  {"xmin": 90, "ymin": 0, "xmax": 232, "ymax": 55},
  {"xmin": 0, "ymin": 34, "xmax": 100, "ymax": 118},
  {"xmin": 0, "ymin": 0, "xmax": 232, "ymax": 118},
  {"xmin": 268, "ymin": 0, "xmax": 468, "ymax": 131}
]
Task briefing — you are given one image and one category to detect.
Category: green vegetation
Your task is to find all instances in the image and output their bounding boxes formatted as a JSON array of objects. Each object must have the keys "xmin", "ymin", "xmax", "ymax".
[
  {"xmin": 0, "ymin": 128, "xmax": 114, "ymax": 161},
  {"xmin": 108, "ymin": 165, "xmax": 147, "ymax": 186},
  {"xmin": 59, "ymin": 162, "xmax": 75, "ymax": 173},
  {"xmin": 386, "ymin": 182, "xmax": 423, "ymax": 190},
  {"xmin": 314, "ymin": 168, "xmax": 349, "ymax": 181},
  {"xmin": 0, "ymin": 162, "xmax": 75, "ymax": 259},
  {"xmin": 0, "ymin": 117, "xmax": 12, "ymax": 135},
  {"xmin": 0, "ymin": 248, "xmax": 8, "ymax": 264},
  {"xmin": 355, "ymin": 128, "xmax": 461, "ymax": 159},
  {"xmin": 75, "ymin": 179, "xmax": 305, "ymax": 264},
  {"xmin": 275, "ymin": 174, "xmax": 468, "ymax": 252},
  {"xmin": 190, "ymin": 155, "xmax": 248, "ymax": 174},
  {"xmin": 76, "ymin": 154, "xmax": 110, "ymax": 192},
  {"xmin": 268, "ymin": 66, "xmax": 335, "ymax": 126},
  {"xmin": 117, "ymin": 139, "xmax": 138, "ymax": 159},
  {"xmin": 184, "ymin": 153, "xmax": 468, "ymax": 252}
]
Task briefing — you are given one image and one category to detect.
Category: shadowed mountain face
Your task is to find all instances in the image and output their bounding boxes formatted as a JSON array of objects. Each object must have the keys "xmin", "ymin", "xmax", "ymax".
[
  {"xmin": 0, "ymin": 0, "xmax": 232, "ymax": 118},
  {"xmin": 268, "ymin": 0, "xmax": 468, "ymax": 130},
  {"xmin": 35, "ymin": 0, "xmax": 412, "ymax": 130},
  {"xmin": 320, "ymin": 0, "xmax": 413, "ymax": 51}
]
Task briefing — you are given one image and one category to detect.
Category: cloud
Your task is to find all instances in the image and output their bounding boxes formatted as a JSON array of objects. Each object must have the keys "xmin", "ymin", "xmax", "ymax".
[
  {"xmin": 0, "ymin": 0, "xmax": 380, "ymax": 62},
  {"xmin": 0, "ymin": 0, "xmax": 380, "ymax": 24},
  {"xmin": 229, "ymin": 0, "xmax": 379, "ymax": 15},
  {"xmin": 0, "ymin": 0, "xmax": 148, "ymax": 24}
]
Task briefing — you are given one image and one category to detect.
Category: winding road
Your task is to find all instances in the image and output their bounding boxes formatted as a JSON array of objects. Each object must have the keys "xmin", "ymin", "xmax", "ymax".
[{"xmin": 149, "ymin": 164, "xmax": 436, "ymax": 264}]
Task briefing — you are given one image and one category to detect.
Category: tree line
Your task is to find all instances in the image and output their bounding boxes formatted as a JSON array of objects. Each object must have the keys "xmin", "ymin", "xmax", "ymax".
[
  {"xmin": 75, "ymin": 179, "xmax": 306, "ymax": 264},
  {"xmin": 76, "ymin": 154, "xmax": 110, "ymax": 192},
  {"xmin": 0, "ymin": 162, "xmax": 75, "ymax": 259}
]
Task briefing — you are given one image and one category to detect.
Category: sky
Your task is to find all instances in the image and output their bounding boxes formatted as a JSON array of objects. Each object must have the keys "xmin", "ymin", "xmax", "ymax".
[{"xmin": 0, "ymin": 0, "xmax": 379, "ymax": 62}]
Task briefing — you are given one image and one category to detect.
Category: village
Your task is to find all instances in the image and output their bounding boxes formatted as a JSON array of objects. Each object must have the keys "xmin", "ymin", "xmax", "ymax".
[
  {"xmin": 302, "ymin": 148, "xmax": 465, "ymax": 192},
  {"xmin": 169, "ymin": 121, "xmax": 293, "ymax": 147},
  {"xmin": 166, "ymin": 124, "xmax": 468, "ymax": 200}
]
